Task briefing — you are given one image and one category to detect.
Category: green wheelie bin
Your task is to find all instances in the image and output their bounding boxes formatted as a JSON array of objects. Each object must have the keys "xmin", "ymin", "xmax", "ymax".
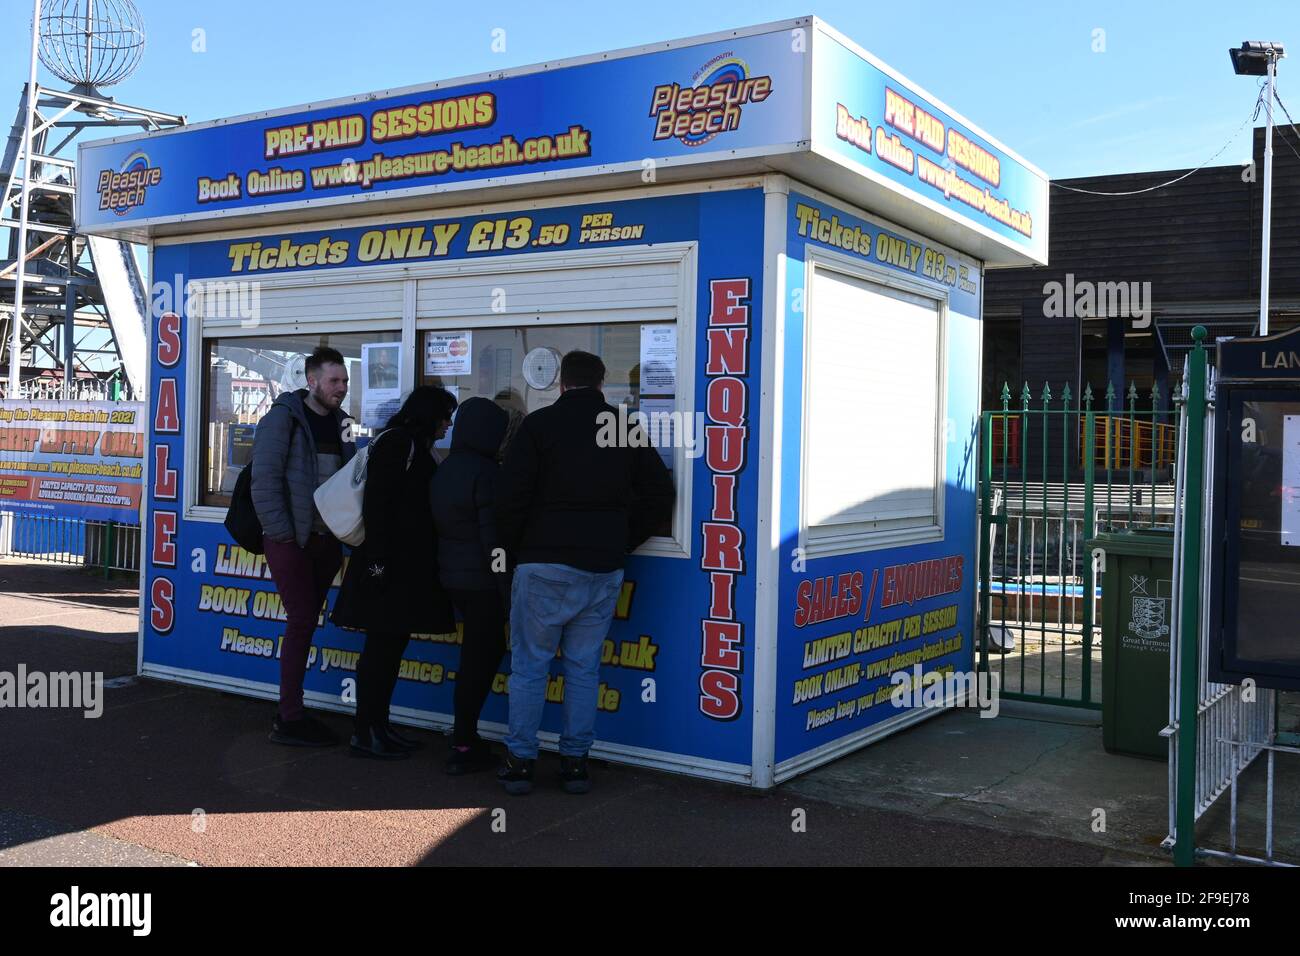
[{"xmin": 1086, "ymin": 529, "xmax": 1174, "ymax": 759}]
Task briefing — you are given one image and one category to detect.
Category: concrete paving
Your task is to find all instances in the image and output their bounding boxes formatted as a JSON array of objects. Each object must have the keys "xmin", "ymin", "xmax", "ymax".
[
  {"xmin": 787, "ymin": 702, "xmax": 1172, "ymax": 860},
  {"xmin": 1, "ymin": 560, "xmax": 1290, "ymax": 866}
]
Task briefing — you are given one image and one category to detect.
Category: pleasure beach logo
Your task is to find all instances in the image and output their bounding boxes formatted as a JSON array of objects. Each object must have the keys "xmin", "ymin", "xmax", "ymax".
[
  {"xmin": 648, "ymin": 54, "xmax": 773, "ymax": 147},
  {"xmin": 96, "ymin": 151, "xmax": 163, "ymax": 216}
]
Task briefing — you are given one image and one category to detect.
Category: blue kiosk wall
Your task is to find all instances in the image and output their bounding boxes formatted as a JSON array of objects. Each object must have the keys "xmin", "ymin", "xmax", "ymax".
[
  {"xmin": 772, "ymin": 189, "xmax": 982, "ymax": 778},
  {"xmin": 144, "ymin": 187, "xmax": 767, "ymax": 781}
]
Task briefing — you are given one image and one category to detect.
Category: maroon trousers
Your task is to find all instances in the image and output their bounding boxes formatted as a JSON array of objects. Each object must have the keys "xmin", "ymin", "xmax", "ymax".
[{"xmin": 263, "ymin": 533, "xmax": 342, "ymax": 720}]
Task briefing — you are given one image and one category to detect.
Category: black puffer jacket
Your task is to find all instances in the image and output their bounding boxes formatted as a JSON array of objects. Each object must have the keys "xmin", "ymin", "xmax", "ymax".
[
  {"xmin": 331, "ymin": 426, "xmax": 456, "ymax": 635},
  {"xmin": 495, "ymin": 387, "xmax": 676, "ymax": 573},
  {"xmin": 430, "ymin": 398, "xmax": 509, "ymax": 593}
]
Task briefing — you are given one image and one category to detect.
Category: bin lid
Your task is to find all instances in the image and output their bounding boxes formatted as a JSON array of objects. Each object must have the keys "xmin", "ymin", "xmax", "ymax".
[{"xmin": 1085, "ymin": 529, "xmax": 1174, "ymax": 558}]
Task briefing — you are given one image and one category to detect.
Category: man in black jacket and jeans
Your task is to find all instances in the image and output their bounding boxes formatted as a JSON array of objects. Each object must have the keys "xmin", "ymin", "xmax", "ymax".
[{"xmin": 495, "ymin": 350, "xmax": 674, "ymax": 795}]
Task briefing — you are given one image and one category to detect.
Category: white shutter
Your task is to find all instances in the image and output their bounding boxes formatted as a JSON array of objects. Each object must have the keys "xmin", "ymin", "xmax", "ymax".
[
  {"xmin": 193, "ymin": 278, "xmax": 404, "ymax": 333},
  {"xmin": 417, "ymin": 258, "xmax": 680, "ymax": 323},
  {"xmin": 804, "ymin": 266, "xmax": 943, "ymax": 548}
]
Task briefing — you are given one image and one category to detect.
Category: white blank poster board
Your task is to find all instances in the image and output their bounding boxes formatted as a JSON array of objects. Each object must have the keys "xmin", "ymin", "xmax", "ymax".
[{"xmin": 805, "ymin": 268, "xmax": 941, "ymax": 543}]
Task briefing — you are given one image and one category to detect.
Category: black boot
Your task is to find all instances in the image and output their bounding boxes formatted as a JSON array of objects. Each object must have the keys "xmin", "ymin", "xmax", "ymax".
[
  {"xmin": 497, "ymin": 752, "xmax": 535, "ymax": 795},
  {"xmin": 445, "ymin": 738, "xmax": 496, "ymax": 775},
  {"xmin": 350, "ymin": 725, "xmax": 411, "ymax": 760},
  {"xmin": 558, "ymin": 755, "xmax": 591, "ymax": 794},
  {"xmin": 381, "ymin": 722, "xmax": 425, "ymax": 752}
]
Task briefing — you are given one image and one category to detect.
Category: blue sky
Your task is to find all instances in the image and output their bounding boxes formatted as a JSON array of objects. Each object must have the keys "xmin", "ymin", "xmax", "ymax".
[{"xmin": 4, "ymin": 0, "xmax": 1297, "ymax": 180}]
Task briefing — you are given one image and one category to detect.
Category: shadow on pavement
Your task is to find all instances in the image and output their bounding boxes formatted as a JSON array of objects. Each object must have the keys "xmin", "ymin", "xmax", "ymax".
[{"xmin": 0, "ymin": 561, "xmax": 1162, "ymax": 867}]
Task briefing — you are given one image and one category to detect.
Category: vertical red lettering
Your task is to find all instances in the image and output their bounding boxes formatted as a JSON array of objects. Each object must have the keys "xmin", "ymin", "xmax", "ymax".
[
  {"xmin": 701, "ymin": 522, "xmax": 743, "ymax": 572},
  {"xmin": 153, "ymin": 444, "xmax": 178, "ymax": 500},
  {"xmin": 157, "ymin": 312, "xmax": 182, "ymax": 366},
  {"xmin": 699, "ymin": 670, "xmax": 740, "ymax": 720},
  {"xmin": 152, "ymin": 510, "xmax": 177, "ymax": 567},
  {"xmin": 710, "ymin": 474, "xmax": 736, "ymax": 521},
  {"xmin": 704, "ymin": 327, "xmax": 749, "ymax": 375},
  {"xmin": 704, "ymin": 425, "xmax": 746, "ymax": 473},
  {"xmin": 149, "ymin": 576, "xmax": 175, "ymax": 634},
  {"xmin": 701, "ymin": 619, "xmax": 743, "ymax": 670},
  {"xmin": 154, "ymin": 378, "xmax": 180, "ymax": 433},
  {"xmin": 706, "ymin": 377, "xmax": 746, "ymax": 427},
  {"xmin": 708, "ymin": 278, "xmax": 750, "ymax": 325},
  {"xmin": 708, "ymin": 571, "xmax": 735, "ymax": 619}
]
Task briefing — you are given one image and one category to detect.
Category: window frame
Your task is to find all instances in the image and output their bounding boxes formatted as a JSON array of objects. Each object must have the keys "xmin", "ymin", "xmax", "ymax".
[{"xmin": 185, "ymin": 242, "xmax": 696, "ymax": 559}]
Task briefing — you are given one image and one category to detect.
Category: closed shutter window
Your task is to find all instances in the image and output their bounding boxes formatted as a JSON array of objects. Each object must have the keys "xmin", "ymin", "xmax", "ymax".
[{"xmin": 804, "ymin": 266, "xmax": 944, "ymax": 553}]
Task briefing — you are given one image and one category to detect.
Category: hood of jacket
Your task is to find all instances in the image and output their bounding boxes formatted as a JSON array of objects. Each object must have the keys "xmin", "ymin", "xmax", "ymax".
[{"xmin": 450, "ymin": 396, "xmax": 508, "ymax": 458}]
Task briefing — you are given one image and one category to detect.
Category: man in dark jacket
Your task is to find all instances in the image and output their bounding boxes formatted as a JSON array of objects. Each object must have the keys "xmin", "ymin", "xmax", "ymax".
[
  {"xmin": 431, "ymin": 397, "xmax": 510, "ymax": 774},
  {"xmin": 494, "ymin": 350, "xmax": 674, "ymax": 795},
  {"xmin": 251, "ymin": 346, "xmax": 355, "ymax": 746}
]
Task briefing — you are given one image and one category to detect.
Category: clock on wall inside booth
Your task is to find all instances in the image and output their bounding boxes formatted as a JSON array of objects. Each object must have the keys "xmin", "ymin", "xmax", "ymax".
[{"xmin": 523, "ymin": 346, "xmax": 563, "ymax": 391}]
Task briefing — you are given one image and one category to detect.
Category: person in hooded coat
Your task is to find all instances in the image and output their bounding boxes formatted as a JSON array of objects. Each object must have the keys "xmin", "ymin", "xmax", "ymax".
[
  {"xmin": 331, "ymin": 385, "xmax": 458, "ymax": 759},
  {"xmin": 430, "ymin": 396, "xmax": 510, "ymax": 774}
]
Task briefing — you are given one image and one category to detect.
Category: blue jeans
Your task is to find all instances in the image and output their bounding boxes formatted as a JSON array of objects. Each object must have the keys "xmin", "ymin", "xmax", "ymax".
[{"xmin": 506, "ymin": 562, "xmax": 625, "ymax": 759}]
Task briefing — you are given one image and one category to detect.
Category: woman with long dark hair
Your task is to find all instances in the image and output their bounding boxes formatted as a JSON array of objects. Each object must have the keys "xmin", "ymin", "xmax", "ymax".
[{"xmin": 331, "ymin": 385, "xmax": 458, "ymax": 759}]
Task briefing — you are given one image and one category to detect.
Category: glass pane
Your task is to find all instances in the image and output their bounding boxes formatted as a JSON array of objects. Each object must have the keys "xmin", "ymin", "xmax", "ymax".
[
  {"xmin": 418, "ymin": 321, "xmax": 676, "ymax": 538},
  {"xmin": 1234, "ymin": 399, "xmax": 1300, "ymax": 667},
  {"xmin": 201, "ymin": 330, "xmax": 400, "ymax": 506}
]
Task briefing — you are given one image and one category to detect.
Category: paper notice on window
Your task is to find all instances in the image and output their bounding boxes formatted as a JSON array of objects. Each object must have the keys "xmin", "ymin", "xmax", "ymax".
[
  {"xmin": 1283, "ymin": 415, "xmax": 1300, "ymax": 546},
  {"xmin": 639, "ymin": 325, "xmax": 676, "ymax": 395},
  {"xmin": 639, "ymin": 397, "xmax": 677, "ymax": 471},
  {"xmin": 425, "ymin": 331, "xmax": 472, "ymax": 377},
  {"xmin": 361, "ymin": 342, "xmax": 402, "ymax": 429}
]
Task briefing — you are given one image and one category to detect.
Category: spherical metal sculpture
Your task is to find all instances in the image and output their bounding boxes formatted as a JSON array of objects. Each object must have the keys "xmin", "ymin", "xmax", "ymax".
[{"xmin": 38, "ymin": 0, "xmax": 146, "ymax": 93}]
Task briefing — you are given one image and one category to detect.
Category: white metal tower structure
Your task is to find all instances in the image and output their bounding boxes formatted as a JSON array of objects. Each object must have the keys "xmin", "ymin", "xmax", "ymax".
[{"xmin": 2, "ymin": 0, "xmax": 184, "ymax": 400}]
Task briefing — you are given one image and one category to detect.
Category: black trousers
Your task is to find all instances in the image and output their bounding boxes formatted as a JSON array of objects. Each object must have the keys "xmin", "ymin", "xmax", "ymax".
[
  {"xmin": 447, "ymin": 588, "xmax": 508, "ymax": 745},
  {"xmin": 355, "ymin": 630, "xmax": 410, "ymax": 735}
]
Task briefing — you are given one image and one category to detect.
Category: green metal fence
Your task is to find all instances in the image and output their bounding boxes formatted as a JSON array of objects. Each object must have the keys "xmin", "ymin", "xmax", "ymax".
[{"xmin": 978, "ymin": 380, "xmax": 1178, "ymax": 707}]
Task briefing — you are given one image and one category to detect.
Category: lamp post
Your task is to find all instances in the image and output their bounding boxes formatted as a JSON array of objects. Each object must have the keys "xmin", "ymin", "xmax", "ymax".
[{"xmin": 1231, "ymin": 41, "xmax": 1286, "ymax": 336}]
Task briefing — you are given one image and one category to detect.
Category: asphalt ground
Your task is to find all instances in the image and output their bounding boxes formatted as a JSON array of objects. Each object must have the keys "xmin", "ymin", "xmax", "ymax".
[{"xmin": 0, "ymin": 560, "xmax": 1159, "ymax": 867}]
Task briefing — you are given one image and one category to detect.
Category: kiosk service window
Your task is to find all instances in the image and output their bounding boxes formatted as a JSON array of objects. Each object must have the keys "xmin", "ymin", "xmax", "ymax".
[
  {"xmin": 200, "ymin": 330, "xmax": 400, "ymax": 507},
  {"xmin": 197, "ymin": 319, "xmax": 685, "ymax": 547},
  {"xmin": 418, "ymin": 319, "xmax": 679, "ymax": 541}
]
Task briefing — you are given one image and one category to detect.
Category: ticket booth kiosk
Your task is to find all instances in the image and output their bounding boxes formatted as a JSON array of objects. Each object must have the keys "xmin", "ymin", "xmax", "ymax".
[{"xmin": 77, "ymin": 16, "xmax": 1048, "ymax": 787}]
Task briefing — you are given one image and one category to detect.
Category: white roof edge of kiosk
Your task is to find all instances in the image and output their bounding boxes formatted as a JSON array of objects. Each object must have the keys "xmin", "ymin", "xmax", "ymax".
[{"xmin": 76, "ymin": 15, "xmax": 1049, "ymax": 267}]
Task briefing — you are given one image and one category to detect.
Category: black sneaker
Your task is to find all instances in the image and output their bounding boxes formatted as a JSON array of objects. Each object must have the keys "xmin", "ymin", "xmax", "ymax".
[
  {"xmin": 558, "ymin": 755, "xmax": 591, "ymax": 794},
  {"xmin": 497, "ymin": 752, "xmax": 535, "ymax": 795},
  {"xmin": 445, "ymin": 739, "xmax": 496, "ymax": 776},
  {"xmin": 270, "ymin": 714, "xmax": 339, "ymax": 747}
]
